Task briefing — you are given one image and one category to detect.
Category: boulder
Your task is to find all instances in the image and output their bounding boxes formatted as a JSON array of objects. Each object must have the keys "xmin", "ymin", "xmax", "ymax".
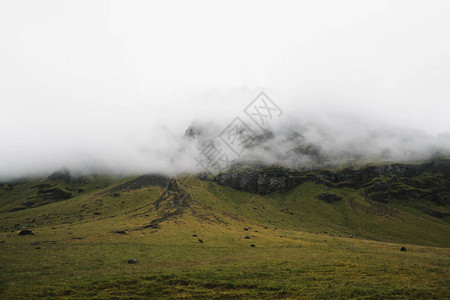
[{"xmin": 18, "ymin": 229, "xmax": 34, "ymax": 235}]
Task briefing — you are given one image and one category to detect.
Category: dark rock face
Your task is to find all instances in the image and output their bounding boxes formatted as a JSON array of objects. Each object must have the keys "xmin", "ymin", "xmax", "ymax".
[
  {"xmin": 47, "ymin": 168, "xmax": 71, "ymax": 183},
  {"xmin": 198, "ymin": 239, "xmax": 204, "ymax": 243},
  {"xmin": 244, "ymin": 235, "xmax": 250, "ymax": 239},
  {"xmin": 37, "ymin": 188, "xmax": 72, "ymax": 200},
  {"xmin": 425, "ymin": 210, "xmax": 450, "ymax": 218},
  {"xmin": 212, "ymin": 159, "xmax": 450, "ymax": 216},
  {"xmin": 401, "ymin": 247, "xmax": 407, "ymax": 252},
  {"xmin": 128, "ymin": 259, "xmax": 138, "ymax": 264},
  {"xmin": 316, "ymin": 193, "xmax": 342, "ymax": 203},
  {"xmin": 18, "ymin": 229, "xmax": 34, "ymax": 235},
  {"xmin": 214, "ymin": 165, "xmax": 302, "ymax": 195}
]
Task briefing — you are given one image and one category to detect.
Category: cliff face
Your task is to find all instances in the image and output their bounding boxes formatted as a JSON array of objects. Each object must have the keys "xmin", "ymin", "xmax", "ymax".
[
  {"xmin": 212, "ymin": 159, "xmax": 450, "ymax": 208},
  {"xmin": 213, "ymin": 165, "xmax": 301, "ymax": 196}
]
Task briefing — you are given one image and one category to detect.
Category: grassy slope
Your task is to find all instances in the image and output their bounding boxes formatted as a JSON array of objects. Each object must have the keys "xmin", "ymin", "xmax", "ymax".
[{"xmin": 0, "ymin": 174, "xmax": 449, "ymax": 299}]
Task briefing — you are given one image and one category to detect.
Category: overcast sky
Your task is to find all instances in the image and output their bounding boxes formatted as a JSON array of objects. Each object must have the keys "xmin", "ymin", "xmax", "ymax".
[{"xmin": 1, "ymin": 0, "xmax": 449, "ymax": 177}]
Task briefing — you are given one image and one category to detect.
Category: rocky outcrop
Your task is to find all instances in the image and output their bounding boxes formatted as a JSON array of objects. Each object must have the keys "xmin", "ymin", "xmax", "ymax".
[
  {"xmin": 155, "ymin": 178, "xmax": 191, "ymax": 210},
  {"xmin": 37, "ymin": 188, "xmax": 72, "ymax": 200},
  {"xmin": 47, "ymin": 168, "xmax": 72, "ymax": 183},
  {"xmin": 213, "ymin": 165, "xmax": 302, "ymax": 195},
  {"xmin": 316, "ymin": 193, "xmax": 342, "ymax": 203},
  {"xmin": 212, "ymin": 159, "xmax": 450, "ymax": 203}
]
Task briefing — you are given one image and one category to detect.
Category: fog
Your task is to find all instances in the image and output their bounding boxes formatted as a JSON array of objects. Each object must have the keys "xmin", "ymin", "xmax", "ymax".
[{"xmin": 1, "ymin": 1, "xmax": 450, "ymax": 179}]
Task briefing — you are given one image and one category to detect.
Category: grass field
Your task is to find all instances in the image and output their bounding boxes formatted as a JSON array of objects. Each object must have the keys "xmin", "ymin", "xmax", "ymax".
[{"xmin": 1, "ymin": 173, "xmax": 449, "ymax": 299}]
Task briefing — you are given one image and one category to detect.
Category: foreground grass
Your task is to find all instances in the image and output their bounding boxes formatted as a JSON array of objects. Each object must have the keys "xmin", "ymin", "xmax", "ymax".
[
  {"xmin": 1, "ymin": 217, "xmax": 449, "ymax": 299},
  {"xmin": 1, "ymin": 175, "xmax": 449, "ymax": 298}
]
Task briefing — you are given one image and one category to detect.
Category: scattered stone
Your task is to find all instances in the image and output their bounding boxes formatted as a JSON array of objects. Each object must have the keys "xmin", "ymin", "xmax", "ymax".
[
  {"xmin": 35, "ymin": 247, "xmax": 41, "ymax": 250},
  {"xmin": 113, "ymin": 230, "xmax": 126, "ymax": 234},
  {"xmin": 192, "ymin": 234, "xmax": 198, "ymax": 237},
  {"xmin": 198, "ymin": 239, "xmax": 204, "ymax": 243},
  {"xmin": 401, "ymin": 247, "xmax": 407, "ymax": 252},
  {"xmin": 244, "ymin": 228, "xmax": 249, "ymax": 231},
  {"xmin": 244, "ymin": 236, "xmax": 250, "ymax": 239},
  {"xmin": 93, "ymin": 212, "xmax": 101, "ymax": 215},
  {"xmin": 128, "ymin": 259, "xmax": 138, "ymax": 264},
  {"xmin": 113, "ymin": 193, "xmax": 120, "ymax": 197},
  {"xmin": 72, "ymin": 237, "xmax": 84, "ymax": 240},
  {"xmin": 18, "ymin": 229, "xmax": 34, "ymax": 235},
  {"xmin": 250, "ymin": 244, "xmax": 255, "ymax": 247},
  {"xmin": 0, "ymin": 241, "xmax": 5, "ymax": 243}
]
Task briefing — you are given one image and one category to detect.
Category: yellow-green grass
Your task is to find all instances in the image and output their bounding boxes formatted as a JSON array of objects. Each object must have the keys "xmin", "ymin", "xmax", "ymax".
[{"xmin": 1, "ymin": 175, "xmax": 449, "ymax": 298}]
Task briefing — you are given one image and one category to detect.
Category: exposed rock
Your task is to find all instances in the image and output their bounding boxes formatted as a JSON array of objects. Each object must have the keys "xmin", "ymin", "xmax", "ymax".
[
  {"xmin": 244, "ymin": 130, "xmax": 274, "ymax": 148},
  {"xmin": 128, "ymin": 259, "xmax": 138, "ymax": 264},
  {"xmin": 113, "ymin": 230, "xmax": 126, "ymax": 234},
  {"xmin": 155, "ymin": 178, "xmax": 191, "ymax": 210},
  {"xmin": 401, "ymin": 247, "xmax": 407, "ymax": 252},
  {"xmin": 47, "ymin": 168, "xmax": 71, "ymax": 183},
  {"xmin": 18, "ymin": 229, "xmax": 34, "ymax": 235},
  {"xmin": 214, "ymin": 165, "xmax": 302, "ymax": 195},
  {"xmin": 425, "ymin": 210, "xmax": 450, "ymax": 218},
  {"xmin": 316, "ymin": 193, "xmax": 342, "ymax": 203},
  {"xmin": 244, "ymin": 235, "xmax": 250, "ymax": 239},
  {"xmin": 184, "ymin": 125, "xmax": 203, "ymax": 138},
  {"xmin": 111, "ymin": 174, "xmax": 170, "ymax": 192},
  {"xmin": 37, "ymin": 188, "xmax": 72, "ymax": 201},
  {"xmin": 198, "ymin": 239, "xmax": 204, "ymax": 243},
  {"xmin": 250, "ymin": 244, "xmax": 256, "ymax": 247},
  {"xmin": 197, "ymin": 172, "xmax": 212, "ymax": 181}
]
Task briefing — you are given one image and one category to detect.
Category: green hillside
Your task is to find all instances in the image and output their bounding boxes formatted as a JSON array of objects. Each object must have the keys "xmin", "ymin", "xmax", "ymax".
[{"xmin": 0, "ymin": 162, "xmax": 449, "ymax": 298}]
